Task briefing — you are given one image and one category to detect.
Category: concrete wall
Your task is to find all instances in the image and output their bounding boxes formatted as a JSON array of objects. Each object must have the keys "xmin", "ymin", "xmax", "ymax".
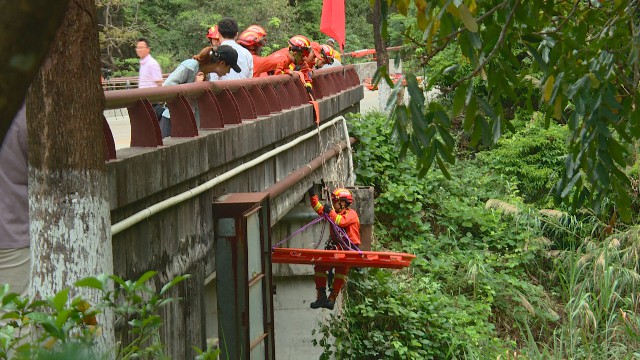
[
  {"xmin": 107, "ymin": 84, "xmax": 363, "ymax": 358},
  {"xmin": 353, "ymin": 59, "xmax": 403, "ymax": 83}
]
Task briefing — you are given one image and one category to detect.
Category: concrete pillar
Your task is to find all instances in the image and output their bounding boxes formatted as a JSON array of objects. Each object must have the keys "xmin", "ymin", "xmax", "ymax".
[{"xmin": 346, "ymin": 186, "xmax": 374, "ymax": 251}]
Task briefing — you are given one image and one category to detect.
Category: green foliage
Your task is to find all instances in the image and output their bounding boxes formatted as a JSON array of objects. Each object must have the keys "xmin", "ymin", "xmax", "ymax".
[
  {"xmin": 314, "ymin": 269, "xmax": 506, "ymax": 359},
  {"xmin": 380, "ymin": 0, "xmax": 640, "ymax": 220},
  {"xmin": 333, "ymin": 111, "xmax": 640, "ymax": 358},
  {"xmin": 98, "ymin": 0, "xmax": 376, "ymax": 71},
  {"xmin": 0, "ymin": 272, "xmax": 219, "ymax": 360},
  {"xmin": 327, "ymin": 111, "xmax": 564, "ymax": 358},
  {"xmin": 477, "ymin": 112, "xmax": 569, "ymax": 205}
]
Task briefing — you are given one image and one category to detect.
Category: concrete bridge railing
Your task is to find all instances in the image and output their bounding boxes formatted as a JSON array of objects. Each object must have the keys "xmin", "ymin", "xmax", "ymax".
[{"xmin": 103, "ymin": 66, "xmax": 364, "ymax": 358}]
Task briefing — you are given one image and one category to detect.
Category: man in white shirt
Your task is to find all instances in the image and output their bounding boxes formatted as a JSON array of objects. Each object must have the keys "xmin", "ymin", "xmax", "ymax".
[{"xmin": 210, "ymin": 18, "xmax": 253, "ymax": 80}]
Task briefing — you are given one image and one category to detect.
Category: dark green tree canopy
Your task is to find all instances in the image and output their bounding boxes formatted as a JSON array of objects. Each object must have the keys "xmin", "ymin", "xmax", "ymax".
[{"xmin": 380, "ymin": 0, "xmax": 639, "ymax": 221}]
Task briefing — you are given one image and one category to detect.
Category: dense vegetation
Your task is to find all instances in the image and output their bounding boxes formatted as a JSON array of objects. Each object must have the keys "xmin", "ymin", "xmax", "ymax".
[
  {"xmin": 97, "ymin": 0, "xmax": 385, "ymax": 77},
  {"xmin": 311, "ymin": 111, "xmax": 640, "ymax": 359}
]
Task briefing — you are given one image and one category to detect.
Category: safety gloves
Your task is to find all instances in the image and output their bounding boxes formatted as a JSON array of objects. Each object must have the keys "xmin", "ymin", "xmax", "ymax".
[{"xmin": 323, "ymin": 203, "xmax": 332, "ymax": 214}]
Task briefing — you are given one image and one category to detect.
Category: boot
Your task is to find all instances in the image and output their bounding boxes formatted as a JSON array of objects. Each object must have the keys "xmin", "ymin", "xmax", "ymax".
[
  {"xmin": 323, "ymin": 290, "xmax": 338, "ymax": 310},
  {"xmin": 310, "ymin": 288, "xmax": 327, "ymax": 309}
]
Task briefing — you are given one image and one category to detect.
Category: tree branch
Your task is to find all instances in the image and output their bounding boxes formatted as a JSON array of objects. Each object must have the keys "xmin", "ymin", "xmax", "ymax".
[
  {"xmin": 419, "ymin": 1, "xmax": 508, "ymax": 66},
  {"xmin": 441, "ymin": 0, "xmax": 520, "ymax": 93},
  {"xmin": 0, "ymin": 0, "xmax": 70, "ymax": 146}
]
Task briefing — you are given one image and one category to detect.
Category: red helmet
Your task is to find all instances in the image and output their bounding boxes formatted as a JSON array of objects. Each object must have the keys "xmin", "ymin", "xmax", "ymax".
[
  {"xmin": 246, "ymin": 24, "xmax": 267, "ymax": 38},
  {"xmin": 288, "ymin": 35, "xmax": 311, "ymax": 55},
  {"xmin": 237, "ymin": 29, "xmax": 264, "ymax": 48},
  {"xmin": 331, "ymin": 188, "xmax": 353, "ymax": 205},
  {"xmin": 320, "ymin": 44, "xmax": 336, "ymax": 64},
  {"xmin": 207, "ymin": 25, "xmax": 220, "ymax": 40}
]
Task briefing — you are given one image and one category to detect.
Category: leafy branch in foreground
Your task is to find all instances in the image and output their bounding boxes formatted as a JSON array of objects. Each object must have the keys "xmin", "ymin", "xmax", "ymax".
[
  {"xmin": 0, "ymin": 272, "xmax": 219, "ymax": 360},
  {"xmin": 378, "ymin": 0, "xmax": 640, "ymax": 221}
]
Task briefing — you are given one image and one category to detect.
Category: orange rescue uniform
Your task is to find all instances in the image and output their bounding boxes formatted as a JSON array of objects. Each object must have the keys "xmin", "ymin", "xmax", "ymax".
[{"xmin": 310, "ymin": 194, "xmax": 360, "ymax": 246}]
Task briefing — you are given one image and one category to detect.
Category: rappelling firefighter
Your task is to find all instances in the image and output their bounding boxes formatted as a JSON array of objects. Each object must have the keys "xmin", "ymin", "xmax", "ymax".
[{"xmin": 307, "ymin": 187, "xmax": 361, "ymax": 310}]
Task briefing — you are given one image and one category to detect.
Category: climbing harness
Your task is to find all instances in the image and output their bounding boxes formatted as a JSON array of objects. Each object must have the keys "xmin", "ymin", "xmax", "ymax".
[{"xmin": 272, "ymin": 212, "xmax": 361, "ymax": 254}]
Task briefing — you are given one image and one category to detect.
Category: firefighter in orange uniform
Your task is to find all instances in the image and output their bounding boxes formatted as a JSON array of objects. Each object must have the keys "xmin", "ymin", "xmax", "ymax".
[
  {"xmin": 236, "ymin": 25, "xmax": 267, "ymax": 55},
  {"xmin": 207, "ymin": 25, "xmax": 221, "ymax": 47},
  {"xmin": 307, "ymin": 187, "xmax": 361, "ymax": 310},
  {"xmin": 236, "ymin": 27, "xmax": 274, "ymax": 77},
  {"xmin": 307, "ymin": 42, "xmax": 339, "ymax": 69}
]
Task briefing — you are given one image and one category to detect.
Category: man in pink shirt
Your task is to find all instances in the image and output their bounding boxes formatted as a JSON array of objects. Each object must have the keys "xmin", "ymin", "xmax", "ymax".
[
  {"xmin": 136, "ymin": 38, "xmax": 164, "ymax": 118},
  {"xmin": 136, "ymin": 38, "xmax": 162, "ymax": 88}
]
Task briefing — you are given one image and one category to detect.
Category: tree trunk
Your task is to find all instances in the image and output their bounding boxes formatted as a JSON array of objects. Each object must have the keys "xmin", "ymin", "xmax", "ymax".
[
  {"xmin": 372, "ymin": 0, "xmax": 391, "ymax": 113},
  {"xmin": 26, "ymin": 0, "xmax": 114, "ymax": 354},
  {"xmin": 0, "ymin": 0, "xmax": 69, "ymax": 146}
]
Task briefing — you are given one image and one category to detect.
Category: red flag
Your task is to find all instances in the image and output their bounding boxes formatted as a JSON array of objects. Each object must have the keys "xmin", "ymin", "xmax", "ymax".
[{"xmin": 320, "ymin": 0, "xmax": 345, "ymax": 51}]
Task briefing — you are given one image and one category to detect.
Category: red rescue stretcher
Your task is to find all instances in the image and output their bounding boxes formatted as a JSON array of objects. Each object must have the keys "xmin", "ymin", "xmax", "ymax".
[{"xmin": 272, "ymin": 248, "xmax": 416, "ymax": 269}]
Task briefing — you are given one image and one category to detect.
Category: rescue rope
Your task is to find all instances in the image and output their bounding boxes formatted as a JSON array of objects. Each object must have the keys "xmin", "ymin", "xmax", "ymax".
[
  {"xmin": 272, "ymin": 213, "xmax": 362, "ymax": 254},
  {"xmin": 272, "ymin": 215, "xmax": 325, "ymax": 250}
]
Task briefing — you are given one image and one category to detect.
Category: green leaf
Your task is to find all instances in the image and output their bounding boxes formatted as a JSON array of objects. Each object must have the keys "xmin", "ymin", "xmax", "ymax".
[
  {"xmin": 135, "ymin": 270, "xmax": 158, "ymax": 288},
  {"xmin": 436, "ymin": 124, "xmax": 455, "ymax": 148},
  {"xmin": 27, "ymin": 299, "xmax": 48, "ymax": 309},
  {"xmin": 160, "ymin": 274, "xmax": 191, "ymax": 296},
  {"xmin": 52, "ymin": 288, "xmax": 69, "ymax": 312},
  {"xmin": 457, "ymin": 3, "xmax": 478, "ymax": 32},
  {"xmin": 435, "ymin": 156, "xmax": 451, "ymax": 180},
  {"xmin": 415, "ymin": 122, "xmax": 436, "ymax": 148},
  {"xmin": 522, "ymin": 34, "xmax": 543, "ymax": 43},
  {"xmin": 432, "ymin": 106, "xmax": 451, "ymax": 128},
  {"xmin": 469, "ymin": 114, "xmax": 483, "ymax": 147},
  {"xmin": 491, "ymin": 117, "xmax": 502, "ymax": 143},
  {"xmin": 394, "ymin": 106, "xmax": 409, "ymax": 143},
  {"xmin": 55, "ymin": 309, "xmax": 72, "ymax": 328},
  {"xmin": 561, "ymin": 172, "xmax": 582, "ymax": 198},
  {"xmin": 109, "ymin": 274, "xmax": 128, "ymax": 289},
  {"xmin": 452, "ymin": 82, "xmax": 468, "ymax": 116},
  {"xmin": 398, "ymin": 139, "xmax": 409, "ymax": 158},
  {"xmin": 423, "ymin": 145, "xmax": 437, "ymax": 171},
  {"xmin": 523, "ymin": 43, "xmax": 548, "ymax": 72},
  {"xmin": 435, "ymin": 138, "xmax": 455, "ymax": 164},
  {"xmin": 595, "ymin": 162, "xmax": 610, "ymax": 187},
  {"xmin": 476, "ymin": 96, "xmax": 496, "ymax": 120},
  {"xmin": 1, "ymin": 293, "xmax": 18, "ymax": 306},
  {"xmin": 396, "ymin": 0, "xmax": 409, "ymax": 15},
  {"xmin": 386, "ymin": 79, "xmax": 404, "ymax": 113},
  {"xmin": 542, "ymin": 75, "xmax": 554, "ymax": 102},
  {"xmin": 75, "ymin": 276, "xmax": 105, "ymax": 291},
  {"xmin": 1, "ymin": 311, "xmax": 20, "ymax": 320},
  {"xmin": 406, "ymin": 73, "xmax": 425, "ymax": 109},
  {"xmin": 567, "ymin": 75, "xmax": 590, "ymax": 99},
  {"xmin": 463, "ymin": 96, "xmax": 477, "ymax": 132},
  {"xmin": 613, "ymin": 179, "xmax": 632, "ymax": 222},
  {"xmin": 607, "ymin": 137, "xmax": 627, "ymax": 167}
]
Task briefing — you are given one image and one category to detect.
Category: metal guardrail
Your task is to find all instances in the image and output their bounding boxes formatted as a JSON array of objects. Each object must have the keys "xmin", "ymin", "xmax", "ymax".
[
  {"xmin": 102, "ymin": 74, "xmax": 171, "ymax": 90},
  {"xmin": 102, "ymin": 65, "xmax": 361, "ymax": 160}
]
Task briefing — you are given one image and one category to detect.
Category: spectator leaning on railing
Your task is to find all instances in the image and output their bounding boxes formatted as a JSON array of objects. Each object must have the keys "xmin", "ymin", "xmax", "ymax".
[{"xmin": 159, "ymin": 45, "xmax": 240, "ymax": 138}]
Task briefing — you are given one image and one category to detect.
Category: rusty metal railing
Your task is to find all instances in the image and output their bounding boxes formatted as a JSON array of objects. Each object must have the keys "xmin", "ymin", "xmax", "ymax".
[{"xmin": 102, "ymin": 65, "xmax": 361, "ymax": 161}]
